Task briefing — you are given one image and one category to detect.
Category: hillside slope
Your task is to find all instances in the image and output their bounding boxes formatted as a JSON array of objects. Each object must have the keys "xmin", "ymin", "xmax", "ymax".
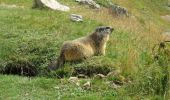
[{"xmin": 0, "ymin": 0, "xmax": 170, "ymax": 99}]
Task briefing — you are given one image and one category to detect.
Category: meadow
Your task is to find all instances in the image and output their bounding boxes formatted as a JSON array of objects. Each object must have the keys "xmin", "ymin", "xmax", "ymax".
[{"xmin": 0, "ymin": 0, "xmax": 170, "ymax": 99}]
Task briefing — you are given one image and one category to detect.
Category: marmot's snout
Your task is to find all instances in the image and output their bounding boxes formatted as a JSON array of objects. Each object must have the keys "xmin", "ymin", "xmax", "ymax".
[
  {"xmin": 109, "ymin": 27, "xmax": 114, "ymax": 33},
  {"xmin": 106, "ymin": 26, "xmax": 114, "ymax": 33}
]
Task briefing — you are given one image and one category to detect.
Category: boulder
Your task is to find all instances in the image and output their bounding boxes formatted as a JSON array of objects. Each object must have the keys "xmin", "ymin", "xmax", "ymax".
[
  {"xmin": 33, "ymin": 0, "xmax": 70, "ymax": 11},
  {"xmin": 76, "ymin": 0, "xmax": 100, "ymax": 9},
  {"xmin": 70, "ymin": 14, "xmax": 83, "ymax": 22},
  {"xmin": 110, "ymin": 4, "xmax": 129, "ymax": 17}
]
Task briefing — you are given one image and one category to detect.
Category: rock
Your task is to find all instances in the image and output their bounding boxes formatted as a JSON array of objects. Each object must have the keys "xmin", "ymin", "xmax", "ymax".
[
  {"xmin": 111, "ymin": 83, "xmax": 121, "ymax": 89},
  {"xmin": 76, "ymin": 82, "xmax": 80, "ymax": 86},
  {"xmin": 68, "ymin": 77, "xmax": 79, "ymax": 83},
  {"xmin": 110, "ymin": 4, "xmax": 129, "ymax": 17},
  {"xmin": 107, "ymin": 70, "xmax": 121, "ymax": 77},
  {"xmin": 33, "ymin": 0, "xmax": 70, "ymax": 11},
  {"xmin": 77, "ymin": 74, "xmax": 87, "ymax": 78},
  {"xmin": 70, "ymin": 14, "xmax": 83, "ymax": 22},
  {"xmin": 83, "ymin": 81, "xmax": 91, "ymax": 89},
  {"xmin": 68, "ymin": 77, "xmax": 80, "ymax": 86},
  {"xmin": 76, "ymin": 0, "xmax": 100, "ymax": 9},
  {"xmin": 105, "ymin": 81, "xmax": 121, "ymax": 89},
  {"xmin": 95, "ymin": 74, "xmax": 106, "ymax": 79}
]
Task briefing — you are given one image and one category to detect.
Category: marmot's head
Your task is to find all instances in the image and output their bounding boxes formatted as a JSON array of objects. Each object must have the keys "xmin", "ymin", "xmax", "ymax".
[
  {"xmin": 93, "ymin": 26, "xmax": 114, "ymax": 42},
  {"xmin": 95, "ymin": 26, "xmax": 114, "ymax": 34}
]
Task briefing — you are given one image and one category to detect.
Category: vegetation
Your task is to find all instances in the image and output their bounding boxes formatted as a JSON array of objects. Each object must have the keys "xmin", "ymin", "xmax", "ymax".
[{"xmin": 0, "ymin": 0, "xmax": 170, "ymax": 99}]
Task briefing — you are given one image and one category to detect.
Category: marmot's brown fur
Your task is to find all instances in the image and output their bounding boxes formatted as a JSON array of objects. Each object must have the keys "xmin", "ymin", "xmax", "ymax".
[{"xmin": 48, "ymin": 26, "xmax": 114, "ymax": 70}]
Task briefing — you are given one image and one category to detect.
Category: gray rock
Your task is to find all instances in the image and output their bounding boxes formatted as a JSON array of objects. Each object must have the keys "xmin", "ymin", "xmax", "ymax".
[
  {"xmin": 111, "ymin": 83, "xmax": 121, "ymax": 89},
  {"xmin": 68, "ymin": 77, "xmax": 78, "ymax": 82},
  {"xmin": 68, "ymin": 77, "xmax": 80, "ymax": 86},
  {"xmin": 95, "ymin": 74, "xmax": 106, "ymax": 79},
  {"xmin": 107, "ymin": 70, "xmax": 120, "ymax": 77},
  {"xmin": 78, "ymin": 74, "xmax": 87, "ymax": 78},
  {"xmin": 83, "ymin": 81, "xmax": 91, "ymax": 89},
  {"xmin": 70, "ymin": 14, "xmax": 83, "ymax": 22},
  {"xmin": 110, "ymin": 4, "xmax": 129, "ymax": 17},
  {"xmin": 76, "ymin": 0, "xmax": 100, "ymax": 9},
  {"xmin": 33, "ymin": 0, "xmax": 70, "ymax": 11}
]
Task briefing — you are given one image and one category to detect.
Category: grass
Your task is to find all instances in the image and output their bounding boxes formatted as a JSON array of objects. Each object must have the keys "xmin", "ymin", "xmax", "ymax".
[
  {"xmin": 0, "ymin": 75, "xmax": 129, "ymax": 99},
  {"xmin": 0, "ymin": 0, "xmax": 170, "ymax": 99}
]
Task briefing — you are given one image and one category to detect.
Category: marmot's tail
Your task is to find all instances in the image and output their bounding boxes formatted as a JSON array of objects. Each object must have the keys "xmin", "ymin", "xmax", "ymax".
[
  {"xmin": 56, "ymin": 51, "xmax": 65, "ymax": 69},
  {"xmin": 48, "ymin": 51, "xmax": 65, "ymax": 71}
]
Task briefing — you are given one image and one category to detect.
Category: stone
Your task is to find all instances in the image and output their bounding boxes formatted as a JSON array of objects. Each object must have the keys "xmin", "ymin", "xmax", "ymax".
[
  {"xmin": 95, "ymin": 74, "xmax": 106, "ymax": 79},
  {"xmin": 68, "ymin": 77, "xmax": 80, "ymax": 86},
  {"xmin": 110, "ymin": 4, "xmax": 129, "ymax": 17},
  {"xmin": 76, "ymin": 0, "xmax": 100, "ymax": 9},
  {"xmin": 111, "ymin": 83, "xmax": 121, "ymax": 89},
  {"xmin": 77, "ymin": 74, "xmax": 87, "ymax": 78},
  {"xmin": 83, "ymin": 81, "xmax": 91, "ymax": 89},
  {"xmin": 105, "ymin": 81, "xmax": 121, "ymax": 89},
  {"xmin": 33, "ymin": 0, "xmax": 70, "ymax": 11},
  {"xmin": 68, "ymin": 77, "xmax": 79, "ymax": 83},
  {"xmin": 70, "ymin": 14, "xmax": 83, "ymax": 22},
  {"xmin": 107, "ymin": 70, "xmax": 121, "ymax": 77}
]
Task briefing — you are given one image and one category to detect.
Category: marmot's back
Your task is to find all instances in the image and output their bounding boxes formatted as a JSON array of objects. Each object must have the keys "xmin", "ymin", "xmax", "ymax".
[{"xmin": 62, "ymin": 38, "xmax": 95, "ymax": 61}]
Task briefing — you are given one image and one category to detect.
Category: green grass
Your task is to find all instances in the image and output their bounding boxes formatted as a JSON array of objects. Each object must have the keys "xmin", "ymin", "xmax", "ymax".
[
  {"xmin": 0, "ymin": 75, "xmax": 128, "ymax": 99},
  {"xmin": 0, "ymin": 0, "xmax": 170, "ymax": 99}
]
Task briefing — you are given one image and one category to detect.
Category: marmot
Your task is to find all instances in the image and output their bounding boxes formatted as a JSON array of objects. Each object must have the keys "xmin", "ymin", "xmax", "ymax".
[{"xmin": 48, "ymin": 26, "xmax": 114, "ymax": 70}]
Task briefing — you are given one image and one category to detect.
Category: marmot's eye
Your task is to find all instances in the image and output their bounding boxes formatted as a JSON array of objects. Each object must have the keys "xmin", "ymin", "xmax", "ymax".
[{"xmin": 99, "ymin": 28, "xmax": 104, "ymax": 32}]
